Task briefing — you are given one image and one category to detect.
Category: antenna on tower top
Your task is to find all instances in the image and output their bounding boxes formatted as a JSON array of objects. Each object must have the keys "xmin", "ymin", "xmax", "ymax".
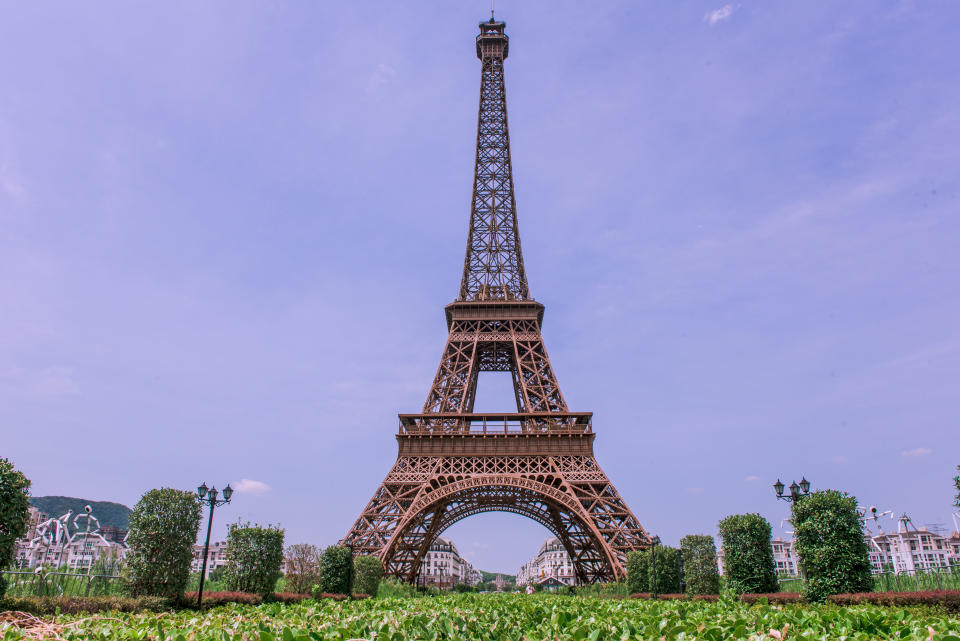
[{"xmin": 491, "ymin": 0, "xmax": 495, "ymax": 21}]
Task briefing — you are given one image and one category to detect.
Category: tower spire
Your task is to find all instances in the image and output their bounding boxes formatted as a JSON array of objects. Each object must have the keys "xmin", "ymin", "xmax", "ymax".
[{"xmin": 459, "ymin": 19, "xmax": 529, "ymax": 302}]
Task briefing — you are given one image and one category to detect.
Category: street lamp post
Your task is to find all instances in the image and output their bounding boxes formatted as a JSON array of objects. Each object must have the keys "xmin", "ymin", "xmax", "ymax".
[
  {"xmin": 773, "ymin": 477, "xmax": 811, "ymax": 503},
  {"xmin": 649, "ymin": 535, "xmax": 661, "ymax": 598},
  {"xmin": 196, "ymin": 482, "xmax": 233, "ymax": 608}
]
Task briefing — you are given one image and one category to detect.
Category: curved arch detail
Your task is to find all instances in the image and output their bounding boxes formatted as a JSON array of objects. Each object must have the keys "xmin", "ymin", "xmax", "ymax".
[{"xmin": 380, "ymin": 474, "xmax": 620, "ymax": 584}]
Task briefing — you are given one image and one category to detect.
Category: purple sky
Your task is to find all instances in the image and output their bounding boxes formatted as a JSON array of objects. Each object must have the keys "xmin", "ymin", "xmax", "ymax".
[{"xmin": 2, "ymin": 1, "xmax": 958, "ymax": 574}]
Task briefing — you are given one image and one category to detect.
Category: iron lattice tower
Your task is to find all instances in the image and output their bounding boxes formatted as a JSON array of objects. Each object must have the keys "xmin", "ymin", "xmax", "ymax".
[{"xmin": 342, "ymin": 18, "xmax": 651, "ymax": 584}]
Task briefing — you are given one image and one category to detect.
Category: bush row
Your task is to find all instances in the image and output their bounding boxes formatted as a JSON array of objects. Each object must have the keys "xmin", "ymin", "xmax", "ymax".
[
  {"xmin": 0, "ymin": 591, "xmax": 370, "ymax": 615},
  {"xmin": 629, "ymin": 592, "xmax": 803, "ymax": 604},
  {"xmin": 827, "ymin": 590, "xmax": 960, "ymax": 612}
]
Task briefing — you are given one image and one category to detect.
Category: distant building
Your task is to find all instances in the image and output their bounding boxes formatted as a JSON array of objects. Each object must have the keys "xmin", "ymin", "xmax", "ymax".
[
  {"xmin": 516, "ymin": 538, "xmax": 577, "ymax": 587},
  {"xmin": 865, "ymin": 518, "xmax": 957, "ymax": 573},
  {"xmin": 716, "ymin": 514, "xmax": 960, "ymax": 578},
  {"xmin": 192, "ymin": 541, "xmax": 230, "ymax": 578},
  {"xmin": 771, "ymin": 538, "xmax": 799, "ymax": 576},
  {"xmin": 420, "ymin": 537, "xmax": 481, "ymax": 588},
  {"xmin": 13, "ymin": 506, "xmax": 127, "ymax": 570}
]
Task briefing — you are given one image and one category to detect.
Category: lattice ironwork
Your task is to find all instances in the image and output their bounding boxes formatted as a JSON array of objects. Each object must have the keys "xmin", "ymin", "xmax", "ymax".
[
  {"xmin": 460, "ymin": 19, "xmax": 528, "ymax": 302},
  {"xmin": 342, "ymin": 17, "xmax": 651, "ymax": 584}
]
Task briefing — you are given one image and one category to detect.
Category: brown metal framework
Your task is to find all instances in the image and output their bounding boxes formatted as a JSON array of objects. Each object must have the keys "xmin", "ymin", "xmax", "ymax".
[{"xmin": 342, "ymin": 18, "xmax": 651, "ymax": 584}]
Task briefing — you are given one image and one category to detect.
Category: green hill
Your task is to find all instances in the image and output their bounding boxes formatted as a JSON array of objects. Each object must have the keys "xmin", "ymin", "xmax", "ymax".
[
  {"xmin": 29, "ymin": 496, "xmax": 132, "ymax": 531},
  {"xmin": 479, "ymin": 570, "xmax": 516, "ymax": 583}
]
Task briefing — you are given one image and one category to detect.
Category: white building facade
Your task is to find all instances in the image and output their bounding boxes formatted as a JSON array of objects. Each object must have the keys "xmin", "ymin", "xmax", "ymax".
[
  {"xmin": 420, "ymin": 537, "xmax": 481, "ymax": 588},
  {"xmin": 191, "ymin": 541, "xmax": 230, "ymax": 577},
  {"xmin": 516, "ymin": 538, "xmax": 577, "ymax": 587}
]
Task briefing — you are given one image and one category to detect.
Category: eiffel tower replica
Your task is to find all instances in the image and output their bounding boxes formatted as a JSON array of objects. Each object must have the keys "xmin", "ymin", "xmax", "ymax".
[{"xmin": 343, "ymin": 16, "xmax": 651, "ymax": 584}]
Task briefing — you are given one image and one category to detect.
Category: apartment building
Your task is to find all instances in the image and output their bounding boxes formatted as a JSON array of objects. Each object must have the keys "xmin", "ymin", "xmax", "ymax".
[
  {"xmin": 420, "ymin": 537, "xmax": 481, "ymax": 588},
  {"xmin": 191, "ymin": 541, "xmax": 230, "ymax": 577},
  {"xmin": 516, "ymin": 537, "xmax": 577, "ymax": 587}
]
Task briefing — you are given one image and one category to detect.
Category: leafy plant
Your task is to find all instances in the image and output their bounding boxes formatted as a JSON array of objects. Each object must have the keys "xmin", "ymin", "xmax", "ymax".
[
  {"xmin": 717, "ymin": 513, "xmax": 779, "ymax": 594},
  {"xmin": 317, "ymin": 545, "xmax": 353, "ymax": 596},
  {"xmin": 680, "ymin": 534, "xmax": 720, "ymax": 595},
  {"xmin": 11, "ymin": 592, "xmax": 960, "ymax": 640},
  {"xmin": 125, "ymin": 488, "xmax": 202, "ymax": 598},
  {"xmin": 222, "ymin": 521, "xmax": 285, "ymax": 597},
  {"xmin": 0, "ymin": 458, "xmax": 31, "ymax": 597},
  {"xmin": 791, "ymin": 489, "xmax": 873, "ymax": 602},
  {"xmin": 353, "ymin": 555, "xmax": 383, "ymax": 598}
]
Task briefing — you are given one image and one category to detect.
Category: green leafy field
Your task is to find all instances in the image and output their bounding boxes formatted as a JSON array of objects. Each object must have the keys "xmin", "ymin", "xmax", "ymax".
[{"xmin": 3, "ymin": 593, "xmax": 960, "ymax": 640}]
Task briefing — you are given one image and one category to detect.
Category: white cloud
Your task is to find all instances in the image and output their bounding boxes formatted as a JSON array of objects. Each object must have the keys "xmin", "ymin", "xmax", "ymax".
[
  {"xmin": 744, "ymin": 475, "xmax": 761, "ymax": 482},
  {"xmin": 901, "ymin": 447, "xmax": 932, "ymax": 458},
  {"xmin": 233, "ymin": 478, "xmax": 271, "ymax": 496},
  {"xmin": 705, "ymin": 4, "xmax": 737, "ymax": 25}
]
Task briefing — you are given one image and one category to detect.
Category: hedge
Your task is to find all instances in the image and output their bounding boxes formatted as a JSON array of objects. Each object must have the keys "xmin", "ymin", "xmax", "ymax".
[
  {"xmin": 629, "ymin": 592, "xmax": 803, "ymax": 604},
  {"xmin": 625, "ymin": 546, "xmax": 681, "ymax": 594},
  {"xmin": 354, "ymin": 556, "xmax": 383, "ymax": 598},
  {"xmin": 827, "ymin": 590, "xmax": 960, "ymax": 612},
  {"xmin": 222, "ymin": 521, "xmax": 286, "ymax": 597},
  {"xmin": 318, "ymin": 546, "xmax": 354, "ymax": 595},
  {"xmin": 0, "ymin": 595, "xmax": 172, "ymax": 615},
  {"xmin": 792, "ymin": 489, "xmax": 873, "ymax": 602},
  {"xmin": 680, "ymin": 534, "xmax": 720, "ymax": 595},
  {"xmin": 126, "ymin": 488, "xmax": 202, "ymax": 598},
  {"xmin": 717, "ymin": 513, "xmax": 779, "ymax": 594},
  {"xmin": 625, "ymin": 550, "xmax": 648, "ymax": 595}
]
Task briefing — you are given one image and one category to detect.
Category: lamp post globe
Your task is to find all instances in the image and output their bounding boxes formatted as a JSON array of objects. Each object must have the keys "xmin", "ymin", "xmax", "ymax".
[
  {"xmin": 799, "ymin": 477, "xmax": 811, "ymax": 494},
  {"xmin": 773, "ymin": 479, "xmax": 785, "ymax": 497}
]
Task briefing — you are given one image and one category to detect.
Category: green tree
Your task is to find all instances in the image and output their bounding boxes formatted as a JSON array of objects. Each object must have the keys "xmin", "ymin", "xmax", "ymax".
[
  {"xmin": 126, "ymin": 488, "xmax": 202, "ymax": 598},
  {"xmin": 284, "ymin": 543, "xmax": 321, "ymax": 595},
  {"xmin": 680, "ymin": 534, "xmax": 720, "ymax": 595},
  {"xmin": 717, "ymin": 513, "xmax": 778, "ymax": 594},
  {"xmin": 791, "ymin": 489, "xmax": 873, "ymax": 602},
  {"xmin": 0, "ymin": 458, "xmax": 31, "ymax": 596},
  {"xmin": 317, "ymin": 546, "xmax": 353, "ymax": 595},
  {"xmin": 354, "ymin": 555, "xmax": 383, "ymax": 597},
  {"xmin": 625, "ymin": 550, "xmax": 649, "ymax": 593},
  {"xmin": 626, "ymin": 546, "xmax": 681, "ymax": 594},
  {"xmin": 650, "ymin": 545, "xmax": 681, "ymax": 594},
  {"xmin": 222, "ymin": 521, "xmax": 285, "ymax": 597}
]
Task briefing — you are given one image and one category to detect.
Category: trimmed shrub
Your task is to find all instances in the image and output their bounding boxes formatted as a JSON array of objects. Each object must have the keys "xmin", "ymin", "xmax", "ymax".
[
  {"xmin": 0, "ymin": 595, "xmax": 171, "ymax": 615},
  {"xmin": 740, "ymin": 592, "xmax": 804, "ymax": 605},
  {"xmin": 126, "ymin": 488, "xmax": 202, "ymax": 598},
  {"xmin": 791, "ymin": 489, "xmax": 873, "ymax": 603},
  {"xmin": 680, "ymin": 534, "xmax": 720, "ymax": 596},
  {"xmin": 222, "ymin": 521, "xmax": 285, "ymax": 597},
  {"xmin": 626, "ymin": 550, "xmax": 648, "ymax": 594},
  {"xmin": 284, "ymin": 543, "xmax": 322, "ymax": 595},
  {"xmin": 717, "ymin": 513, "xmax": 778, "ymax": 594},
  {"xmin": 828, "ymin": 590, "xmax": 960, "ymax": 612},
  {"xmin": 184, "ymin": 591, "xmax": 263, "ymax": 607},
  {"xmin": 314, "ymin": 591, "xmax": 350, "ymax": 601},
  {"xmin": 318, "ymin": 545, "xmax": 354, "ymax": 595},
  {"xmin": 650, "ymin": 545, "xmax": 681, "ymax": 594},
  {"xmin": 354, "ymin": 555, "xmax": 384, "ymax": 598},
  {"xmin": 624, "ymin": 546, "xmax": 680, "ymax": 594},
  {"xmin": 0, "ymin": 458, "xmax": 31, "ymax": 597},
  {"xmin": 272, "ymin": 592, "xmax": 312, "ymax": 604}
]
